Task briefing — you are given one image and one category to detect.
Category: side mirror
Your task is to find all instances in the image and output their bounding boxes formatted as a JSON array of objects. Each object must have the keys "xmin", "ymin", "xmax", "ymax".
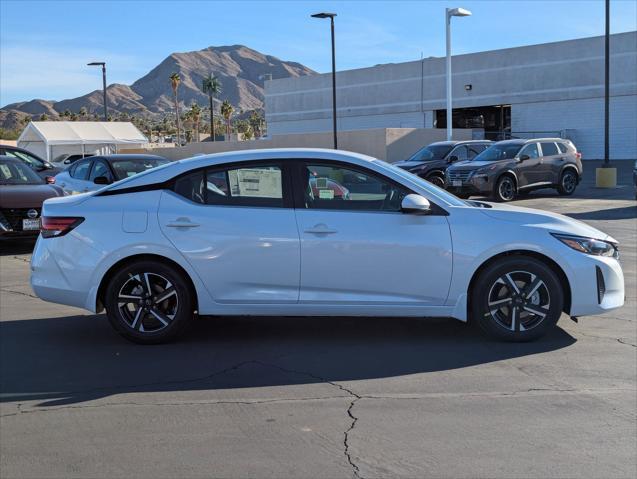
[
  {"xmin": 44, "ymin": 176, "xmax": 56, "ymax": 184},
  {"xmin": 447, "ymin": 155, "xmax": 459, "ymax": 163},
  {"xmin": 519, "ymin": 154, "xmax": 530, "ymax": 162},
  {"xmin": 93, "ymin": 176, "xmax": 111, "ymax": 185},
  {"xmin": 401, "ymin": 194, "xmax": 431, "ymax": 215}
]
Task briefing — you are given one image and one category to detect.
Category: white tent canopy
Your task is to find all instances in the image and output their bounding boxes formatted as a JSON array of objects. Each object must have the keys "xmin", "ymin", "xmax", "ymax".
[{"xmin": 17, "ymin": 121, "xmax": 149, "ymax": 162}]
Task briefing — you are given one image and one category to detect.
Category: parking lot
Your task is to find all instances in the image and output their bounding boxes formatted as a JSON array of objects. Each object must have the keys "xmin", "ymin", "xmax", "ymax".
[{"xmin": 1, "ymin": 162, "xmax": 635, "ymax": 479}]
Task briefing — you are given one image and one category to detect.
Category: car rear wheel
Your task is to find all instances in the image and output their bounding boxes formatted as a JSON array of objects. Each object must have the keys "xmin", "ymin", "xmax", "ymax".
[
  {"xmin": 425, "ymin": 173, "xmax": 445, "ymax": 189},
  {"xmin": 471, "ymin": 256, "xmax": 563, "ymax": 341},
  {"xmin": 494, "ymin": 176, "xmax": 516, "ymax": 202},
  {"xmin": 105, "ymin": 260, "xmax": 194, "ymax": 344},
  {"xmin": 557, "ymin": 169, "xmax": 578, "ymax": 195}
]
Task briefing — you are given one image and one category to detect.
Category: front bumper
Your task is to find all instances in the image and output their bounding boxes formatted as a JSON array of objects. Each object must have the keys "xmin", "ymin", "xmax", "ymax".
[
  {"xmin": 567, "ymin": 254, "xmax": 624, "ymax": 317},
  {"xmin": 446, "ymin": 173, "xmax": 494, "ymax": 197}
]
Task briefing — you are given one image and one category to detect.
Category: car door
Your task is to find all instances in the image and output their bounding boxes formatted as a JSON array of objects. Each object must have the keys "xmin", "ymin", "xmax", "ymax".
[
  {"xmin": 87, "ymin": 158, "xmax": 115, "ymax": 189},
  {"xmin": 159, "ymin": 161, "xmax": 300, "ymax": 303},
  {"xmin": 58, "ymin": 158, "xmax": 94, "ymax": 194},
  {"xmin": 293, "ymin": 160, "xmax": 452, "ymax": 305},
  {"xmin": 539, "ymin": 141, "xmax": 562, "ymax": 184},
  {"xmin": 515, "ymin": 142, "xmax": 542, "ymax": 187}
]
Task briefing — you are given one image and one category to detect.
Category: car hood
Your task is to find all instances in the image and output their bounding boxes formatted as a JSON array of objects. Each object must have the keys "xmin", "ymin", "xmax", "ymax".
[
  {"xmin": 0, "ymin": 184, "xmax": 65, "ymax": 208},
  {"xmin": 476, "ymin": 202, "xmax": 617, "ymax": 242},
  {"xmin": 450, "ymin": 160, "xmax": 512, "ymax": 172},
  {"xmin": 394, "ymin": 160, "xmax": 445, "ymax": 171}
]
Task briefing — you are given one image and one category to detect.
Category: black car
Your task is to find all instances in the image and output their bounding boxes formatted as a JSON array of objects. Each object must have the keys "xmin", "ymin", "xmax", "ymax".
[
  {"xmin": 0, "ymin": 145, "xmax": 62, "ymax": 181},
  {"xmin": 393, "ymin": 140, "xmax": 492, "ymax": 187}
]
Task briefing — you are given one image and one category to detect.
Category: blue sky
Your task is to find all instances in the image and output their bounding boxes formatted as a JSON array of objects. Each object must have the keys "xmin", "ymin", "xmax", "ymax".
[{"xmin": 1, "ymin": 0, "xmax": 636, "ymax": 106}]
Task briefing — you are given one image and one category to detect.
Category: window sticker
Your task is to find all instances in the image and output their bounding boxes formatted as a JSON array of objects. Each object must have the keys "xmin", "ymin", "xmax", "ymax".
[
  {"xmin": 228, "ymin": 168, "xmax": 282, "ymax": 198},
  {"xmin": 318, "ymin": 189, "xmax": 335, "ymax": 199}
]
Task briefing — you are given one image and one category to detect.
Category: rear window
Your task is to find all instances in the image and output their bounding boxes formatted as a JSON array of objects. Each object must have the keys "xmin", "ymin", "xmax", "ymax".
[
  {"xmin": 557, "ymin": 142, "xmax": 572, "ymax": 154},
  {"xmin": 540, "ymin": 142, "xmax": 559, "ymax": 156}
]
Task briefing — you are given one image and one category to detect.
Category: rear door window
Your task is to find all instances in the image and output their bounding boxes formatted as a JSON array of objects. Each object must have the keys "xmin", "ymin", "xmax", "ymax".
[
  {"xmin": 88, "ymin": 160, "xmax": 113, "ymax": 182},
  {"xmin": 540, "ymin": 142, "xmax": 559, "ymax": 156},
  {"xmin": 449, "ymin": 145, "xmax": 469, "ymax": 161}
]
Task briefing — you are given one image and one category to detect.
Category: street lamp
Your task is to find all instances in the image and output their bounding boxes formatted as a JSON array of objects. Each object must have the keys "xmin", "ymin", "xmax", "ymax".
[
  {"xmin": 445, "ymin": 7, "xmax": 472, "ymax": 141},
  {"xmin": 87, "ymin": 62, "xmax": 108, "ymax": 121},
  {"xmin": 311, "ymin": 12, "xmax": 338, "ymax": 149}
]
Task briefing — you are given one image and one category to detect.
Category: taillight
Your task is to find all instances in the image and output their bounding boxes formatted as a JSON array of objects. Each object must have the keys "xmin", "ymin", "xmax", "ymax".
[
  {"xmin": 576, "ymin": 152, "xmax": 582, "ymax": 160},
  {"xmin": 45, "ymin": 176, "xmax": 56, "ymax": 184},
  {"xmin": 40, "ymin": 217, "xmax": 84, "ymax": 238}
]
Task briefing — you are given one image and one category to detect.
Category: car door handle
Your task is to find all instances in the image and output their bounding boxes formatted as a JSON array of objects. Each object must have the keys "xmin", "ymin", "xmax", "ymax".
[
  {"xmin": 166, "ymin": 218, "xmax": 200, "ymax": 228},
  {"xmin": 304, "ymin": 224, "xmax": 338, "ymax": 235}
]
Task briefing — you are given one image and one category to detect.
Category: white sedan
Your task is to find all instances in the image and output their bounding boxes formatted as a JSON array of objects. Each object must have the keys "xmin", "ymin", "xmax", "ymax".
[{"xmin": 31, "ymin": 148, "xmax": 624, "ymax": 344}]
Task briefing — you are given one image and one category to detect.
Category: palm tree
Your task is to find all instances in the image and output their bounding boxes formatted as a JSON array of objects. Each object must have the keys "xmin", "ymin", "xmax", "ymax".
[
  {"xmin": 169, "ymin": 72, "xmax": 182, "ymax": 144},
  {"xmin": 201, "ymin": 74, "xmax": 222, "ymax": 141},
  {"xmin": 188, "ymin": 103, "xmax": 202, "ymax": 142},
  {"xmin": 249, "ymin": 110, "xmax": 265, "ymax": 138},
  {"xmin": 220, "ymin": 100, "xmax": 234, "ymax": 140}
]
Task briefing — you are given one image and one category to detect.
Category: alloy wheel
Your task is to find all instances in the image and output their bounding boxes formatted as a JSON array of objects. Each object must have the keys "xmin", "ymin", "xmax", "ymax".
[
  {"xmin": 562, "ymin": 171, "xmax": 577, "ymax": 193},
  {"xmin": 117, "ymin": 272, "xmax": 179, "ymax": 333},
  {"xmin": 487, "ymin": 270, "xmax": 550, "ymax": 332},
  {"xmin": 498, "ymin": 177, "xmax": 515, "ymax": 201}
]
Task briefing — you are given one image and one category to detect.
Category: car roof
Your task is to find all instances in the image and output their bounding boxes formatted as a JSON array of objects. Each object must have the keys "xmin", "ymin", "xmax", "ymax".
[
  {"xmin": 105, "ymin": 148, "xmax": 378, "ymax": 192},
  {"xmin": 93, "ymin": 154, "xmax": 167, "ymax": 161},
  {"xmin": 428, "ymin": 140, "xmax": 492, "ymax": 146},
  {"xmin": 495, "ymin": 138, "xmax": 565, "ymax": 145}
]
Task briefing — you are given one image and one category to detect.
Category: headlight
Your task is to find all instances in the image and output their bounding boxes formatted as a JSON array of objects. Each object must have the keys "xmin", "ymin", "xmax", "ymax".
[{"xmin": 552, "ymin": 233, "xmax": 618, "ymax": 258}]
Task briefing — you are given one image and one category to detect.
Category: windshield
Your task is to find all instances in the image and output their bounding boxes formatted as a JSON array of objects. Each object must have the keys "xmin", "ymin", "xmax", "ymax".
[
  {"xmin": 473, "ymin": 144, "xmax": 522, "ymax": 162},
  {"xmin": 408, "ymin": 144, "xmax": 453, "ymax": 162},
  {"xmin": 110, "ymin": 158, "xmax": 170, "ymax": 180},
  {"xmin": 5, "ymin": 150, "xmax": 47, "ymax": 170},
  {"xmin": 0, "ymin": 161, "xmax": 45, "ymax": 185},
  {"xmin": 375, "ymin": 160, "xmax": 469, "ymax": 207}
]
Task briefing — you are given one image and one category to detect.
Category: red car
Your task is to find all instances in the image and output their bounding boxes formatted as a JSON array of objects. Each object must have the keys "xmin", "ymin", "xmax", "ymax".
[{"xmin": 0, "ymin": 156, "xmax": 65, "ymax": 238}]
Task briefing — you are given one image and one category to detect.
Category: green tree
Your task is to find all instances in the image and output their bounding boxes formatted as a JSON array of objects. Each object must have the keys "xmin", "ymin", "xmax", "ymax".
[
  {"xmin": 249, "ymin": 110, "xmax": 265, "ymax": 138},
  {"xmin": 62, "ymin": 109, "xmax": 71, "ymax": 119},
  {"xmin": 78, "ymin": 107, "xmax": 88, "ymax": 119},
  {"xmin": 234, "ymin": 119, "xmax": 253, "ymax": 140},
  {"xmin": 169, "ymin": 72, "xmax": 182, "ymax": 144},
  {"xmin": 202, "ymin": 73, "xmax": 222, "ymax": 141},
  {"xmin": 39, "ymin": 113, "xmax": 49, "ymax": 121},
  {"xmin": 220, "ymin": 100, "xmax": 234, "ymax": 139},
  {"xmin": 188, "ymin": 103, "xmax": 202, "ymax": 142}
]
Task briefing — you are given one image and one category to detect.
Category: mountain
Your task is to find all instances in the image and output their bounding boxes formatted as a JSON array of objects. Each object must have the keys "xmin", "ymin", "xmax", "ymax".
[{"xmin": 1, "ymin": 45, "xmax": 315, "ymax": 127}]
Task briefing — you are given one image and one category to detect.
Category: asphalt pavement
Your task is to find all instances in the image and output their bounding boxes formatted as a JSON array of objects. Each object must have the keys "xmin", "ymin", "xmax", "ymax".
[{"xmin": 1, "ymin": 162, "xmax": 635, "ymax": 478}]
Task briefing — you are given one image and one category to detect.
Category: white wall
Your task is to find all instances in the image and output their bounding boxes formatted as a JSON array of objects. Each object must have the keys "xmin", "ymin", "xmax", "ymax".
[{"xmin": 512, "ymin": 95, "xmax": 637, "ymax": 159}]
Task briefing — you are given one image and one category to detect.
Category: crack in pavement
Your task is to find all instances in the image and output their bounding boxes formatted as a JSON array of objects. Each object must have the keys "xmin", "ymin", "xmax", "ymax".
[
  {"xmin": 252, "ymin": 361, "xmax": 363, "ymax": 479},
  {"xmin": 0, "ymin": 287, "xmax": 38, "ymax": 299},
  {"xmin": 576, "ymin": 330, "xmax": 637, "ymax": 347}
]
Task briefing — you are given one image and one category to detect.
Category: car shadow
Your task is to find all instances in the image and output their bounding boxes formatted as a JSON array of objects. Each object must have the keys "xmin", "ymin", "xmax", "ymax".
[
  {"xmin": 0, "ymin": 238, "xmax": 35, "ymax": 256},
  {"xmin": 565, "ymin": 206, "xmax": 636, "ymax": 221},
  {"xmin": 0, "ymin": 314, "xmax": 576, "ymax": 407}
]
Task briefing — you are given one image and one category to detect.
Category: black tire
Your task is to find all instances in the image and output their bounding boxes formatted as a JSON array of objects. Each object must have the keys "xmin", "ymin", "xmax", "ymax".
[
  {"xmin": 493, "ymin": 175, "xmax": 517, "ymax": 202},
  {"xmin": 425, "ymin": 173, "xmax": 445, "ymax": 189},
  {"xmin": 557, "ymin": 169, "xmax": 578, "ymax": 196},
  {"xmin": 470, "ymin": 256, "xmax": 563, "ymax": 342},
  {"xmin": 105, "ymin": 260, "xmax": 194, "ymax": 344}
]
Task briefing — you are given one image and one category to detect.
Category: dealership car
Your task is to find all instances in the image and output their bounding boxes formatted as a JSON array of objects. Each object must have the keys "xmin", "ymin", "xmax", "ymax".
[
  {"xmin": 51, "ymin": 153, "xmax": 94, "ymax": 166},
  {"xmin": 0, "ymin": 156, "xmax": 65, "ymax": 238},
  {"xmin": 31, "ymin": 148, "xmax": 623, "ymax": 344},
  {"xmin": 54, "ymin": 154, "xmax": 169, "ymax": 194},
  {"xmin": 394, "ymin": 140, "xmax": 492, "ymax": 187},
  {"xmin": 0, "ymin": 145, "xmax": 62, "ymax": 181},
  {"xmin": 446, "ymin": 138, "xmax": 582, "ymax": 201}
]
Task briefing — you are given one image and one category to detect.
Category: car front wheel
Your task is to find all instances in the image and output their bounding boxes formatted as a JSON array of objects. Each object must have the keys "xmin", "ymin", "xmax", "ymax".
[
  {"xmin": 494, "ymin": 176, "xmax": 517, "ymax": 202},
  {"xmin": 105, "ymin": 260, "xmax": 194, "ymax": 344},
  {"xmin": 557, "ymin": 169, "xmax": 578, "ymax": 195},
  {"xmin": 425, "ymin": 174, "xmax": 445, "ymax": 189},
  {"xmin": 471, "ymin": 256, "xmax": 564, "ymax": 341}
]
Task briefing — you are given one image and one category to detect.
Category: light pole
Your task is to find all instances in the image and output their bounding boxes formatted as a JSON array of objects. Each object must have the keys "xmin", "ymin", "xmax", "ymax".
[
  {"xmin": 445, "ymin": 7, "xmax": 471, "ymax": 141},
  {"xmin": 88, "ymin": 62, "xmax": 108, "ymax": 121},
  {"xmin": 311, "ymin": 12, "xmax": 338, "ymax": 149}
]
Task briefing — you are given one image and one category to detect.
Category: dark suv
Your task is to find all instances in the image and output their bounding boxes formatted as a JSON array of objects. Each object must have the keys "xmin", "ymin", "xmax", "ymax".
[
  {"xmin": 393, "ymin": 140, "xmax": 492, "ymax": 188},
  {"xmin": 445, "ymin": 138, "xmax": 582, "ymax": 201}
]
